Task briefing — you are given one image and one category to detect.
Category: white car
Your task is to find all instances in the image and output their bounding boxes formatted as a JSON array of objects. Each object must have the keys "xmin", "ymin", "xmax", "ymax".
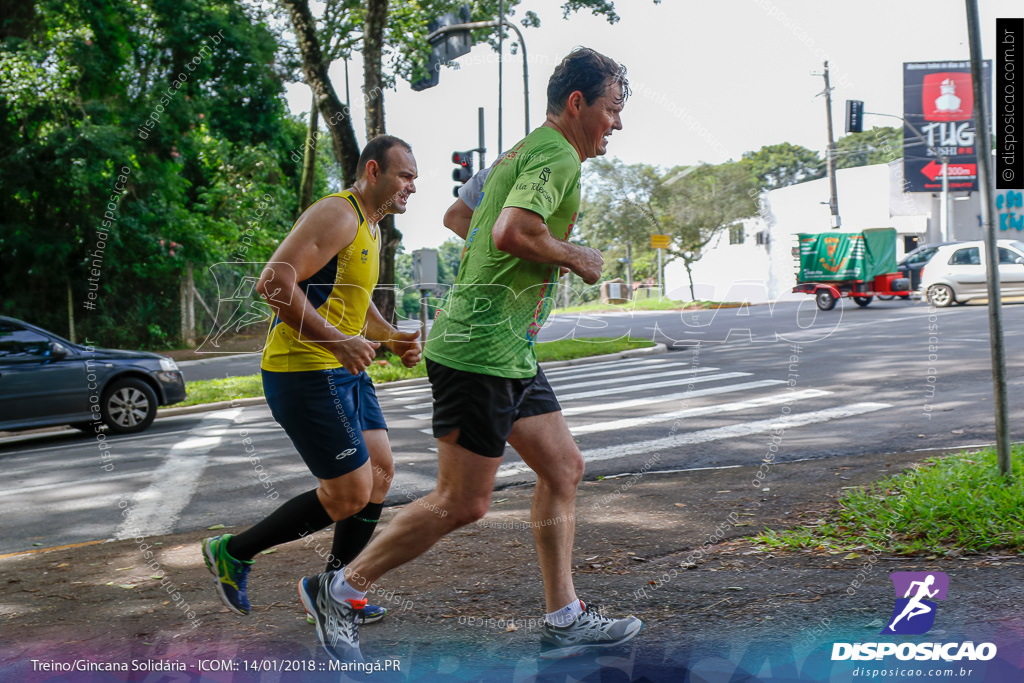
[{"xmin": 920, "ymin": 239, "xmax": 1024, "ymax": 307}]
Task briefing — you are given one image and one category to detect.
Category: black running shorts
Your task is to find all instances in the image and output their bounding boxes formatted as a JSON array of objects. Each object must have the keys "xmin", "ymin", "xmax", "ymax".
[{"xmin": 426, "ymin": 359, "xmax": 561, "ymax": 458}]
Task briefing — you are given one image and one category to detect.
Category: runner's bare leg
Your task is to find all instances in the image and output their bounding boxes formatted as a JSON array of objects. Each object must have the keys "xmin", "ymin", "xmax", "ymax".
[
  {"xmin": 343, "ymin": 432, "xmax": 502, "ymax": 590},
  {"xmin": 507, "ymin": 411, "xmax": 585, "ymax": 613}
]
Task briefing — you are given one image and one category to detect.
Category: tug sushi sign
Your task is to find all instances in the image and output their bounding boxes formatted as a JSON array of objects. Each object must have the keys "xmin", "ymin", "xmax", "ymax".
[{"xmin": 903, "ymin": 60, "xmax": 991, "ymax": 193}]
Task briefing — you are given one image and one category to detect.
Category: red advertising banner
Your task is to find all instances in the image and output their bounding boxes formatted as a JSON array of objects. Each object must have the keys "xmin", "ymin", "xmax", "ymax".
[{"xmin": 903, "ymin": 61, "xmax": 990, "ymax": 192}]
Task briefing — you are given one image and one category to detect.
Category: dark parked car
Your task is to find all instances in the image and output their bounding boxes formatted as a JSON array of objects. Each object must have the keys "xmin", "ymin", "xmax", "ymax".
[
  {"xmin": 897, "ymin": 241, "xmax": 962, "ymax": 291},
  {"xmin": 0, "ymin": 317, "xmax": 186, "ymax": 434}
]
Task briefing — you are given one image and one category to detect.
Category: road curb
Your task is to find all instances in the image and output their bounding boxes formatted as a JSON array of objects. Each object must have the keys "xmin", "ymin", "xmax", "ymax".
[
  {"xmin": 538, "ymin": 342, "xmax": 667, "ymax": 370},
  {"xmin": 156, "ymin": 343, "xmax": 669, "ymax": 421},
  {"xmin": 156, "ymin": 395, "xmax": 267, "ymax": 419}
]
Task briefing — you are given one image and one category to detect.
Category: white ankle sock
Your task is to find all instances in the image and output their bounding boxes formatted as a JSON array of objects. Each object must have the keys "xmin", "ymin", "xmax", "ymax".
[
  {"xmin": 546, "ymin": 599, "xmax": 584, "ymax": 627},
  {"xmin": 329, "ymin": 572, "xmax": 367, "ymax": 604}
]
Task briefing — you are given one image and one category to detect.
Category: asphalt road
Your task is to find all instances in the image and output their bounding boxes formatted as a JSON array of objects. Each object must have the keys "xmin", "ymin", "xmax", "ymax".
[{"xmin": 1, "ymin": 298, "xmax": 1022, "ymax": 555}]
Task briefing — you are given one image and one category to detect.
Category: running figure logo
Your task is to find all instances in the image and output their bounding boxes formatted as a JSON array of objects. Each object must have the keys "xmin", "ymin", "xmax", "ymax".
[{"xmin": 881, "ymin": 572, "xmax": 949, "ymax": 635}]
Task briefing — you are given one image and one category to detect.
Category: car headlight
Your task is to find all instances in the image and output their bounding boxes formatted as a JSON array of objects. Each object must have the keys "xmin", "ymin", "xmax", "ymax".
[{"xmin": 160, "ymin": 357, "xmax": 180, "ymax": 372}]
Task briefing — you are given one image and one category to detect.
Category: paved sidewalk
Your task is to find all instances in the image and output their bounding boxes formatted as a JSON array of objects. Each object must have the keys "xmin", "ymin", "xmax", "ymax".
[{"xmin": 1, "ymin": 447, "xmax": 1022, "ymax": 682}]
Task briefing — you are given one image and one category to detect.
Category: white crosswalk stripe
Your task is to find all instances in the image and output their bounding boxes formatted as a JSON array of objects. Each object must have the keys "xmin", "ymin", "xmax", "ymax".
[
  {"xmin": 560, "ymin": 380, "xmax": 785, "ymax": 416},
  {"xmin": 542, "ymin": 356, "xmax": 678, "ymax": 377},
  {"xmin": 402, "ymin": 371, "xmax": 753, "ymax": 420},
  {"xmin": 557, "ymin": 371, "xmax": 751, "ymax": 402},
  {"xmin": 373, "ymin": 355, "xmax": 894, "ymax": 483},
  {"xmin": 496, "ymin": 403, "xmax": 891, "ymax": 478},
  {"xmin": 568, "ymin": 389, "xmax": 832, "ymax": 435},
  {"xmin": 395, "ymin": 368, "xmax": 724, "ymax": 411},
  {"xmin": 543, "ymin": 358, "xmax": 680, "ymax": 380},
  {"xmin": 549, "ymin": 366, "xmax": 720, "ymax": 392}
]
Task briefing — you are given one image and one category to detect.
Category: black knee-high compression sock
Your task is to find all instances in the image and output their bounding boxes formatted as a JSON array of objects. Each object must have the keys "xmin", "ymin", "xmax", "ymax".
[
  {"xmin": 226, "ymin": 489, "xmax": 333, "ymax": 562},
  {"xmin": 325, "ymin": 502, "xmax": 383, "ymax": 572}
]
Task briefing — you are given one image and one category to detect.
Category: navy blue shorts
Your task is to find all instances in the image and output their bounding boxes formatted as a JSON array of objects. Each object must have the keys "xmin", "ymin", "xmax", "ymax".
[
  {"xmin": 262, "ymin": 368, "xmax": 387, "ymax": 479},
  {"xmin": 427, "ymin": 359, "xmax": 561, "ymax": 458}
]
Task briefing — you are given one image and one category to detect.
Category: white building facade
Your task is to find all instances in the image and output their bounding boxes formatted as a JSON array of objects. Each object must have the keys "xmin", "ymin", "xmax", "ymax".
[{"xmin": 664, "ymin": 161, "xmax": 995, "ymax": 303}]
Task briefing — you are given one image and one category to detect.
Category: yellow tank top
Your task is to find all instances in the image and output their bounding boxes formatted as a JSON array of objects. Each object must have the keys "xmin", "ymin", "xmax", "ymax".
[{"xmin": 261, "ymin": 191, "xmax": 380, "ymax": 372}]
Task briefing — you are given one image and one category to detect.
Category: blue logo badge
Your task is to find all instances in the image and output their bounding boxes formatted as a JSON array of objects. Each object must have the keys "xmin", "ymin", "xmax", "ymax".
[{"xmin": 881, "ymin": 572, "xmax": 949, "ymax": 635}]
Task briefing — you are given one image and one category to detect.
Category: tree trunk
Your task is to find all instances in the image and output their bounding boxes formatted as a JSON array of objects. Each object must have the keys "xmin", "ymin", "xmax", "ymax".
[
  {"xmin": 298, "ymin": 88, "xmax": 319, "ymax": 214},
  {"xmin": 66, "ymin": 279, "xmax": 76, "ymax": 343},
  {"xmin": 364, "ymin": 0, "xmax": 400, "ymax": 326},
  {"xmin": 282, "ymin": 0, "xmax": 360, "ymax": 186},
  {"xmin": 684, "ymin": 259, "xmax": 696, "ymax": 301},
  {"xmin": 180, "ymin": 262, "xmax": 196, "ymax": 347},
  {"xmin": 363, "ymin": 0, "xmax": 387, "ymax": 138}
]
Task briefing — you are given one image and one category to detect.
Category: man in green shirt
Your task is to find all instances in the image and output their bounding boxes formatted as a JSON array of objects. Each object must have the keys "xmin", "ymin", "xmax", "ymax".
[{"xmin": 300, "ymin": 47, "xmax": 642, "ymax": 662}]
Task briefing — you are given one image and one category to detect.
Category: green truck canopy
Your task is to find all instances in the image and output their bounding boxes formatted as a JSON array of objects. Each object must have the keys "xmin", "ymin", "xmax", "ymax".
[{"xmin": 796, "ymin": 228, "xmax": 898, "ymax": 282}]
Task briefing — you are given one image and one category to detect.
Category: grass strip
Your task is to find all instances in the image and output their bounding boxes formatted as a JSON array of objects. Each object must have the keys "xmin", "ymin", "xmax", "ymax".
[{"xmin": 754, "ymin": 447, "xmax": 1024, "ymax": 556}]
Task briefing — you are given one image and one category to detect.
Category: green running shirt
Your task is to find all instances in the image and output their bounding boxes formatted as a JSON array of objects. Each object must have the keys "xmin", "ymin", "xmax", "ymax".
[{"xmin": 425, "ymin": 126, "xmax": 582, "ymax": 378}]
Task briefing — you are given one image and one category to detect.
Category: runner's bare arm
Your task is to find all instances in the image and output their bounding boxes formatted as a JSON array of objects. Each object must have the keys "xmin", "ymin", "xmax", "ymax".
[
  {"xmin": 256, "ymin": 198, "xmax": 380, "ymax": 374},
  {"xmin": 443, "ymin": 197, "xmax": 473, "ymax": 239},
  {"xmin": 363, "ymin": 301, "xmax": 422, "ymax": 368},
  {"xmin": 491, "ymin": 206, "xmax": 604, "ymax": 284}
]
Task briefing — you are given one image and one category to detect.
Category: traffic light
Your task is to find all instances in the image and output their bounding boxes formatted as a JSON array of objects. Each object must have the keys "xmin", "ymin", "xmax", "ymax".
[
  {"xmin": 846, "ymin": 100, "xmax": 864, "ymax": 134},
  {"xmin": 452, "ymin": 151, "xmax": 473, "ymax": 197}
]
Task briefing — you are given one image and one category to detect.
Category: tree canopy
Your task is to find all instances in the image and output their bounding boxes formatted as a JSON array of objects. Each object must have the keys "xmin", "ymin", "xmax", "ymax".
[
  {"xmin": 834, "ymin": 125, "xmax": 904, "ymax": 169},
  {"xmin": 741, "ymin": 142, "xmax": 824, "ymax": 191},
  {"xmin": 1, "ymin": 0, "xmax": 322, "ymax": 347},
  {"xmin": 580, "ymin": 158, "xmax": 758, "ymax": 299}
]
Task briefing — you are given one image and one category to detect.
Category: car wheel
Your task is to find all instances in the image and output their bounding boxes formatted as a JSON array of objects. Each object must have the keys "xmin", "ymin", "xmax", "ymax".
[
  {"xmin": 877, "ymin": 295, "xmax": 894, "ymax": 301},
  {"xmin": 926, "ymin": 284, "xmax": 955, "ymax": 308},
  {"xmin": 101, "ymin": 378, "xmax": 158, "ymax": 434},
  {"xmin": 815, "ymin": 290, "xmax": 837, "ymax": 311},
  {"xmin": 853, "ymin": 295, "xmax": 873, "ymax": 307}
]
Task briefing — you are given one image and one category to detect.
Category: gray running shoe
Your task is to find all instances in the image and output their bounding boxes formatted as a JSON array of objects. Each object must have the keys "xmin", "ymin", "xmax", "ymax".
[
  {"xmin": 539, "ymin": 602, "xmax": 643, "ymax": 659},
  {"xmin": 298, "ymin": 571, "xmax": 365, "ymax": 663}
]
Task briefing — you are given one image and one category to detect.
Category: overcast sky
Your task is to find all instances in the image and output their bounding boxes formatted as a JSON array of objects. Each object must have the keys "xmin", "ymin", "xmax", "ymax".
[{"xmin": 285, "ymin": 0, "xmax": 1020, "ymax": 251}]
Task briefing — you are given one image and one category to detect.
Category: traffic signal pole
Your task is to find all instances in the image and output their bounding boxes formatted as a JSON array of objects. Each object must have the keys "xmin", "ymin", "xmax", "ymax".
[
  {"xmin": 425, "ymin": 18, "xmax": 530, "ymax": 143},
  {"xmin": 864, "ymin": 111, "xmax": 953, "ymax": 240},
  {"xmin": 498, "ymin": 0, "xmax": 503, "ymax": 153},
  {"xmin": 478, "ymin": 107, "xmax": 486, "ymax": 169}
]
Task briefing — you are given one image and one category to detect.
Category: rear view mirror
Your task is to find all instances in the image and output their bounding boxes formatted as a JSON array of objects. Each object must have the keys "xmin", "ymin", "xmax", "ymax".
[{"xmin": 49, "ymin": 342, "xmax": 69, "ymax": 359}]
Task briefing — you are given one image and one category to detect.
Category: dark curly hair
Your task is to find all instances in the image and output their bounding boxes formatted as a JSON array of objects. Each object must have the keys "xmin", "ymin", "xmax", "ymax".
[{"xmin": 546, "ymin": 46, "xmax": 629, "ymax": 116}]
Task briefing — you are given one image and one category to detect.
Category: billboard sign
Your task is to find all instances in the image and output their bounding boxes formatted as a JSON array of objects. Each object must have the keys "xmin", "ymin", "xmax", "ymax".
[{"xmin": 903, "ymin": 60, "xmax": 990, "ymax": 193}]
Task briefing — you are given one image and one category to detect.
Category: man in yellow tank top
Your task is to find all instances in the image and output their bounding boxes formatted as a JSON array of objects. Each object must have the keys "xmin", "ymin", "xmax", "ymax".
[{"xmin": 201, "ymin": 135, "xmax": 421, "ymax": 633}]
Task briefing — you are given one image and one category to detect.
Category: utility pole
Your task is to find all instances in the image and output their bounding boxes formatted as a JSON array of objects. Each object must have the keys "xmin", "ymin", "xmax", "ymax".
[
  {"xmin": 965, "ymin": 0, "xmax": 1010, "ymax": 476},
  {"xmin": 816, "ymin": 61, "xmax": 841, "ymax": 228}
]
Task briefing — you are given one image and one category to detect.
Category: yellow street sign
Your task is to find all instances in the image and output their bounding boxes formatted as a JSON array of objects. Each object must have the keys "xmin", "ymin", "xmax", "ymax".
[{"xmin": 651, "ymin": 234, "xmax": 671, "ymax": 249}]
